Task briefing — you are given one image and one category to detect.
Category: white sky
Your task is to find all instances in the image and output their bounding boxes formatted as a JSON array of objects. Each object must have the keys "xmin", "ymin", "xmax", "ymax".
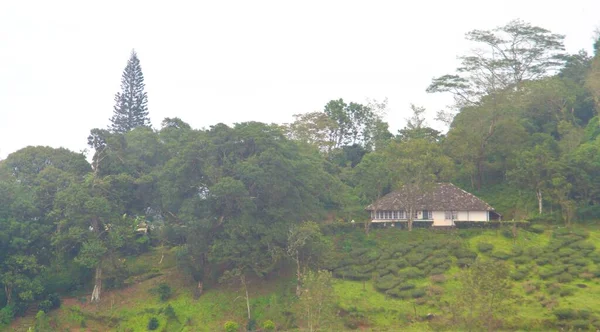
[{"xmin": 1, "ymin": 0, "xmax": 599, "ymax": 159}]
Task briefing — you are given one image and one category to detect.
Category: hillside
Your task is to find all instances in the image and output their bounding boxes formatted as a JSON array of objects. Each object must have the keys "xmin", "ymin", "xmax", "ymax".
[{"xmin": 7, "ymin": 224, "xmax": 600, "ymax": 331}]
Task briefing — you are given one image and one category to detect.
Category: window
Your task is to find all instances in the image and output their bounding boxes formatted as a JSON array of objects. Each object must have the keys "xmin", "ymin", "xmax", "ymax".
[
  {"xmin": 399, "ymin": 210, "xmax": 405, "ymax": 219},
  {"xmin": 422, "ymin": 210, "xmax": 430, "ymax": 219},
  {"xmin": 413, "ymin": 210, "xmax": 419, "ymax": 219}
]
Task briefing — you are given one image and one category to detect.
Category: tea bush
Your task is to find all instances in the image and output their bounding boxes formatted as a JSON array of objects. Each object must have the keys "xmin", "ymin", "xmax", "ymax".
[{"xmin": 477, "ymin": 242, "xmax": 494, "ymax": 253}]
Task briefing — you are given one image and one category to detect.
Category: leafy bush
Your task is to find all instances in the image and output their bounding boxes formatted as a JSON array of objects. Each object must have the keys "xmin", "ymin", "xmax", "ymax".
[
  {"xmin": 528, "ymin": 224, "xmax": 545, "ymax": 234},
  {"xmin": 246, "ymin": 318, "xmax": 257, "ymax": 331},
  {"xmin": 164, "ymin": 304, "xmax": 177, "ymax": 320},
  {"xmin": 490, "ymin": 251, "xmax": 512, "ymax": 260},
  {"xmin": 430, "ymin": 265, "xmax": 450, "ymax": 275},
  {"xmin": 38, "ymin": 300, "xmax": 53, "ymax": 313},
  {"xmin": 553, "ymin": 308, "xmax": 576, "ymax": 320},
  {"xmin": 262, "ymin": 320, "xmax": 275, "ymax": 331},
  {"xmin": 456, "ymin": 257, "xmax": 475, "ymax": 268},
  {"xmin": 411, "ymin": 288, "xmax": 426, "ymax": 298},
  {"xmin": 511, "ymin": 270, "xmax": 527, "ymax": 281},
  {"xmin": 156, "ymin": 283, "xmax": 172, "ymax": 302},
  {"xmin": 224, "ymin": 321, "xmax": 239, "ymax": 332},
  {"xmin": 571, "ymin": 319, "xmax": 591, "ymax": 330},
  {"xmin": 148, "ymin": 317, "xmax": 159, "ymax": 330},
  {"xmin": 559, "ymin": 287, "xmax": 575, "ymax": 297},
  {"xmin": 513, "ymin": 256, "xmax": 532, "ymax": 265},
  {"xmin": 0, "ymin": 306, "xmax": 14, "ymax": 325},
  {"xmin": 558, "ymin": 248, "xmax": 576, "ymax": 258},
  {"xmin": 571, "ymin": 258, "xmax": 588, "ymax": 267},
  {"xmin": 400, "ymin": 267, "xmax": 425, "ymax": 279},
  {"xmin": 477, "ymin": 242, "xmax": 494, "ymax": 253},
  {"xmin": 398, "ymin": 283, "xmax": 415, "ymax": 291},
  {"xmin": 454, "ymin": 248, "xmax": 477, "ymax": 259},
  {"xmin": 557, "ymin": 272, "xmax": 573, "ymax": 283},
  {"xmin": 47, "ymin": 293, "xmax": 61, "ymax": 310},
  {"xmin": 525, "ymin": 247, "xmax": 542, "ymax": 258},
  {"xmin": 374, "ymin": 274, "xmax": 401, "ymax": 291},
  {"xmin": 535, "ymin": 256, "xmax": 551, "ymax": 266},
  {"xmin": 589, "ymin": 252, "xmax": 600, "ymax": 264},
  {"xmin": 405, "ymin": 253, "xmax": 427, "ymax": 266}
]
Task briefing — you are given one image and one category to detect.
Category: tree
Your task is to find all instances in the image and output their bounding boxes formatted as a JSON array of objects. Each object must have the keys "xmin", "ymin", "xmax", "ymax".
[
  {"xmin": 453, "ymin": 260, "xmax": 516, "ymax": 331},
  {"xmin": 286, "ymin": 222, "xmax": 331, "ymax": 296},
  {"xmin": 397, "ymin": 104, "xmax": 442, "ymax": 142},
  {"xmin": 353, "ymin": 152, "xmax": 392, "ymax": 234},
  {"xmin": 386, "ymin": 139, "xmax": 453, "ymax": 231},
  {"xmin": 428, "ymin": 19, "xmax": 566, "ymax": 120},
  {"xmin": 110, "ymin": 50, "xmax": 150, "ymax": 133},
  {"xmin": 51, "ymin": 174, "xmax": 135, "ymax": 303},
  {"xmin": 507, "ymin": 134, "xmax": 559, "ymax": 215},
  {"xmin": 296, "ymin": 270, "xmax": 336, "ymax": 332}
]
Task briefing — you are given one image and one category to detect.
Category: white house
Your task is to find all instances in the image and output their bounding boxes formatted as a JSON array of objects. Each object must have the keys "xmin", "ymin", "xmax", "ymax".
[{"xmin": 365, "ymin": 183, "xmax": 501, "ymax": 227}]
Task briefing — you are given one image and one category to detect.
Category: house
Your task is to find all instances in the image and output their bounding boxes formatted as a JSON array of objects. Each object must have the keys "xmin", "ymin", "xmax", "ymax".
[{"xmin": 365, "ymin": 183, "xmax": 501, "ymax": 227}]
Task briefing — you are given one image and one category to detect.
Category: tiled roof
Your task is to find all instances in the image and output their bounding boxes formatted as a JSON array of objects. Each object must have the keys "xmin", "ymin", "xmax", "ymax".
[{"xmin": 366, "ymin": 183, "xmax": 494, "ymax": 211}]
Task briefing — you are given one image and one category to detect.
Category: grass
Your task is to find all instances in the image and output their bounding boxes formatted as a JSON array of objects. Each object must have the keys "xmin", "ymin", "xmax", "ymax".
[{"xmin": 9, "ymin": 225, "xmax": 600, "ymax": 331}]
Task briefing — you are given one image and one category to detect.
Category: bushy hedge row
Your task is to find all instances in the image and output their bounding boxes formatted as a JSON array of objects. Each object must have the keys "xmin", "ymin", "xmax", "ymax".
[{"xmin": 454, "ymin": 221, "xmax": 528, "ymax": 229}]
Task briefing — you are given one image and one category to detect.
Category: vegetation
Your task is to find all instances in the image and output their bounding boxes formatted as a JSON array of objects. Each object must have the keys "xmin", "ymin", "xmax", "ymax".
[{"xmin": 1, "ymin": 19, "xmax": 600, "ymax": 331}]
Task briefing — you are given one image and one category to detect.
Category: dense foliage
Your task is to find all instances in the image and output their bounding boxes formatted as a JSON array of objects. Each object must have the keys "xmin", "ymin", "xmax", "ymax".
[{"xmin": 1, "ymin": 20, "xmax": 600, "ymax": 330}]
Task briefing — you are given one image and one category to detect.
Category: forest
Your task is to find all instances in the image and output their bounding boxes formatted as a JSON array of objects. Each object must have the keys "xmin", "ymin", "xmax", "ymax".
[{"xmin": 2, "ymin": 19, "xmax": 600, "ymax": 331}]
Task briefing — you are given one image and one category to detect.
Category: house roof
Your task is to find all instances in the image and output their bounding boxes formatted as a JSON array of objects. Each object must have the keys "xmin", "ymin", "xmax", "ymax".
[{"xmin": 365, "ymin": 183, "xmax": 495, "ymax": 211}]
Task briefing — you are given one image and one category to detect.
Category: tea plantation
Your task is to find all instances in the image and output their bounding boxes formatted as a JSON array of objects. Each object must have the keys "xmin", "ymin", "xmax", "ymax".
[{"xmin": 326, "ymin": 224, "xmax": 600, "ymax": 331}]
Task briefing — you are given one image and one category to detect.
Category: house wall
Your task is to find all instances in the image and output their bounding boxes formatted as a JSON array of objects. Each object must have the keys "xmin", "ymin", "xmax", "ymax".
[{"xmin": 431, "ymin": 210, "xmax": 489, "ymax": 226}]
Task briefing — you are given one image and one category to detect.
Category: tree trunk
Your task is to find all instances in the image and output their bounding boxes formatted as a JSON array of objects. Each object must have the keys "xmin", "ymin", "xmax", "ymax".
[
  {"xmin": 90, "ymin": 263, "xmax": 102, "ymax": 303},
  {"xmin": 295, "ymin": 251, "xmax": 302, "ymax": 297},
  {"xmin": 241, "ymin": 275, "xmax": 251, "ymax": 320},
  {"xmin": 4, "ymin": 285, "xmax": 12, "ymax": 306},
  {"xmin": 536, "ymin": 189, "xmax": 543, "ymax": 215},
  {"xmin": 408, "ymin": 208, "xmax": 413, "ymax": 232}
]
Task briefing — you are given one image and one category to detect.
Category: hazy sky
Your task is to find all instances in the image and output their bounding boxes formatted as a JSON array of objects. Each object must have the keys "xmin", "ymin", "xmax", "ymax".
[{"xmin": 1, "ymin": 0, "xmax": 599, "ymax": 159}]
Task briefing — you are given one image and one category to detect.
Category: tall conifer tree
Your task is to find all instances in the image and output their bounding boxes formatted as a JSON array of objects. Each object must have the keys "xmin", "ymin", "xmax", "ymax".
[{"xmin": 109, "ymin": 50, "xmax": 150, "ymax": 133}]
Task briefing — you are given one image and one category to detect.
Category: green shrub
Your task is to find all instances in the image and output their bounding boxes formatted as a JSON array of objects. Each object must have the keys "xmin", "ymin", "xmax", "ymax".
[
  {"xmin": 528, "ymin": 224, "xmax": 545, "ymax": 234},
  {"xmin": 571, "ymin": 258, "xmax": 588, "ymax": 267},
  {"xmin": 513, "ymin": 256, "xmax": 532, "ymax": 265},
  {"xmin": 156, "ymin": 283, "xmax": 172, "ymax": 302},
  {"xmin": 588, "ymin": 252, "xmax": 600, "ymax": 264},
  {"xmin": 430, "ymin": 257, "xmax": 450, "ymax": 267},
  {"xmin": 374, "ymin": 274, "xmax": 401, "ymax": 291},
  {"xmin": 501, "ymin": 228, "xmax": 514, "ymax": 239},
  {"xmin": 38, "ymin": 300, "xmax": 53, "ymax": 313},
  {"xmin": 47, "ymin": 293, "xmax": 61, "ymax": 310},
  {"xmin": 490, "ymin": 251, "xmax": 512, "ymax": 260},
  {"xmin": 456, "ymin": 257, "xmax": 475, "ymax": 268},
  {"xmin": 559, "ymin": 287, "xmax": 575, "ymax": 297},
  {"xmin": 430, "ymin": 264, "xmax": 450, "ymax": 275},
  {"xmin": 0, "ymin": 306, "xmax": 14, "ymax": 325},
  {"xmin": 246, "ymin": 318, "xmax": 257, "ymax": 331},
  {"xmin": 571, "ymin": 319, "xmax": 591, "ymax": 330},
  {"xmin": 558, "ymin": 248, "xmax": 576, "ymax": 258},
  {"xmin": 405, "ymin": 253, "xmax": 427, "ymax": 266},
  {"xmin": 525, "ymin": 247, "xmax": 542, "ymax": 258},
  {"xmin": 224, "ymin": 321, "xmax": 239, "ymax": 332},
  {"xmin": 148, "ymin": 317, "xmax": 159, "ymax": 330},
  {"xmin": 557, "ymin": 272, "xmax": 573, "ymax": 283},
  {"xmin": 411, "ymin": 289, "xmax": 426, "ymax": 298},
  {"xmin": 262, "ymin": 320, "xmax": 275, "ymax": 331},
  {"xmin": 535, "ymin": 256, "xmax": 551, "ymax": 266},
  {"xmin": 164, "ymin": 304, "xmax": 177, "ymax": 320},
  {"xmin": 477, "ymin": 242, "xmax": 494, "ymax": 253},
  {"xmin": 511, "ymin": 270, "xmax": 527, "ymax": 281},
  {"xmin": 553, "ymin": 308, "xmax": 576, "ymax": 320},
  {"xmin": 454, "ymin": 248, "xmax": 477, "ymax": 259},
  {"xmin": 399, "ymin": 267, "xmax": 424, "ymax": 280},
  {"xmin": 398, "ymin": 283, "xmax": 416, "ymax": 291}
]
